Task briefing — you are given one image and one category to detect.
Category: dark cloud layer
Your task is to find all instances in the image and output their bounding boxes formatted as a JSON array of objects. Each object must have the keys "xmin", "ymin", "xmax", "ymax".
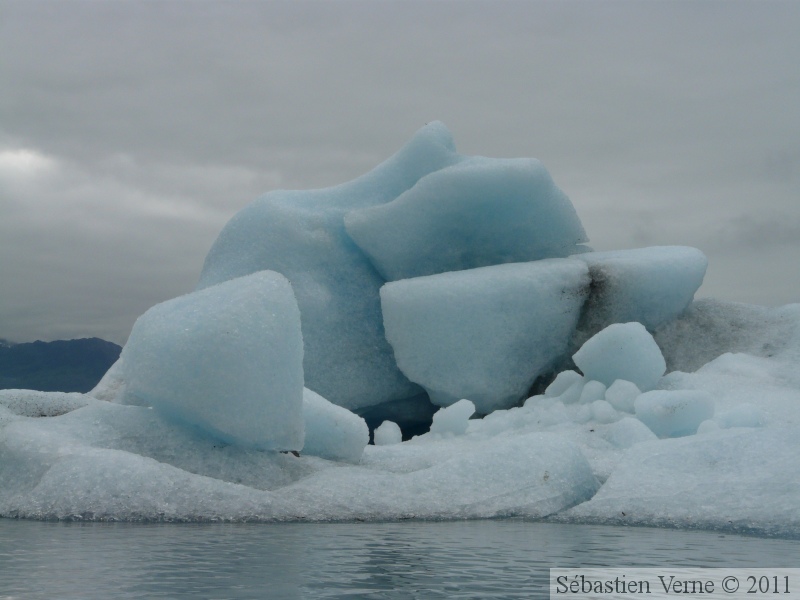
[{"xmin": 1, "ymin": 1, "xmax": 799, "ymax": 344}]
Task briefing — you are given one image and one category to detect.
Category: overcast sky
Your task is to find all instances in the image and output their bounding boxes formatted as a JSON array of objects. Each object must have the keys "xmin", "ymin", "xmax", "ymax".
[{"xmin": 1, "ymin": 1, "xmax": 799, "ymax": 345}]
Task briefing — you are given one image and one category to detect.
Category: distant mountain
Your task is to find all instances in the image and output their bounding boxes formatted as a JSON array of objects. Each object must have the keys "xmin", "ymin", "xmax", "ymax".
[{"xmin": 0, "ymin": 338, "xmax": 121, "ymax": 393}]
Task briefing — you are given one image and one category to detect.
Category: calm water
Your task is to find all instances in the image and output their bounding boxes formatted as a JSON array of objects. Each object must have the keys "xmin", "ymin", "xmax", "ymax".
[{"xmin": 1, "ymin": 519, "xmax": 798, "ymax": 599}]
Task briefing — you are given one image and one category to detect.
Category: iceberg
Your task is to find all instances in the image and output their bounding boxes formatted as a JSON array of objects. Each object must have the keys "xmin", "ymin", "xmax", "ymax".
[
  {"xmin": 1, "ymin": 122, "xmax": 798, "ymax": 536},
  {"xmin": 197, "ymin": 122, "xmax": 464, "ymax": 412}
]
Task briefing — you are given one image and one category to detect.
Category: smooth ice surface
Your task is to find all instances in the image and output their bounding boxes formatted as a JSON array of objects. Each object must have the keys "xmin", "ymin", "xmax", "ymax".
[
  {"xmin": 573, "ymin": 246, "xmax": 707, "ymax": 341},
  {"xmin": 381, "ymin": 259, "xmax": 589, "ymax": 413},
  {"xmin": 373, "ymin": 421, "xmax": 402, "ymax": 446},
  {"xmin": 573, "ymin": 322, "xmax": 666, "ymax": 391},
  {"xmin": 302, "ymin": 388, "xmax": 369, "ymax": 463},
  {"xmin": 121, "ymin": 271, "xmax": 304, "ymax": 451},
  {"xmin": 197, "ymin": 122, "xmax": 464, "ymax": 411},
  {"xmin": 428, "ymin": 399, "xmax": 475, "ymax": 436},
  {"xmin": 634, "ymin": 390, "xmax": 715, "ymax": 438},
  {"xmin": 344, "ymin": 158, "xmax": 588, "ymax": 281}
]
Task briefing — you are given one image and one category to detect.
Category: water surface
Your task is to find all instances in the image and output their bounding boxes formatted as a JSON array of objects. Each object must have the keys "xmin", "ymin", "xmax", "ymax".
[{"xmin": 1, "ymin": 519, "xmax": 798, "ymax": 599}]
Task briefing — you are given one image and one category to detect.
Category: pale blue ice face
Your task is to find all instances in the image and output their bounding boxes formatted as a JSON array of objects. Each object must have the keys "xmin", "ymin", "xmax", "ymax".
[
  {"xmin": 196, "ymin": 122, "xmax": 464, "ymax": 412},
  {"xmin": 381, "ymin": 259, "xmax": 590, "ymax": 413},
  {"xmin": 573, "ymin": 322, "xmax": 667, "ymax": 392},
  {"xmin": 345, "ymin": 156, "xmax": 588, "ymax": 281},
  {"xmin": 121, "ymin": 270, "xmax": 305, "ymax": 451}
]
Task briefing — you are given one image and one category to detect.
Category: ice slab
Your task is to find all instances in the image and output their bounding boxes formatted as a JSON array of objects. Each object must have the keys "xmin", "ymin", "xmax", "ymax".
[
  {"xmin": 634, "ymin": 390, "xmax": 715, "ymax": 438},
  {"xmin": 120, "ymin": 271, "xmax": 304, "ymax": 451},
  {"xmin": 381, "ymin": 259, "xmax": 589, "ymax": 413},
  {"xmin": 197, "ymin": 122, "xmax": 464, "ymax": 411},
  {"xmin": 573, "ymin": 246, "xmax": 707, "ymax": 343},
  {"xmin": 344, "ymin": 157, "xmax": 587, "ymax": 281},
  {"xmin": 573, "ymin": 322, "xmax": 666, "ymax": 392}
]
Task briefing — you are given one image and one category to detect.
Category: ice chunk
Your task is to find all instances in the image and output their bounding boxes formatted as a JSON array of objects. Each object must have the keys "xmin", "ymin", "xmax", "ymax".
[
  {"xmin": 573, "ymin": 246, "xmax": 707, "ymax": 339},
  {"xmin": 373, "ymin": 421, "xmax": 402, "ymax": 446},
  {"xmin": 604, "ymin": 380, "xmax": 641, "ymax": 413},
  {"xmin": 579, "ymin": 381, "xmax": 606, "ymax": 404},
  {"xmin": 559, "ymin": 380, "xmax": 585, "ymax": 405},
  {"xmin": 591, "ymin": 400, "xmax": 619, "ymax": 424},
  {"xmin": 121, "ymin": 271, "xmax": 304, "ymax": 451},
  {"xmin": 545, "ymin": 370, "xmax": 584, "ymax": 397},
  {"xmin": 603, "ymin": 417, "xmax": 658, "ymax": 449},
  {"xmin": 197, "ymin": 122, "xmax": 464, "ymax": 411},
  {"xmin": 634, "ymin": 390, "xmax": 715, "ymax": 438},
  {"xmin": 573, "ymin": 322, "xmax": 666, "ymax": 391},
  {"xmin": 429, "ymin": 399, "xmax": 475, "ymax": 436},
  {"xmin": 344, "ymin": 157, "xmax": 588, "ymax": 281},
  {"xmin": 302, "ymin": 388, "xmax": 369, "ymax": 463},
  {"xmin": 381, "ymin": 259, "xmax": 590, "ymax": 413}
]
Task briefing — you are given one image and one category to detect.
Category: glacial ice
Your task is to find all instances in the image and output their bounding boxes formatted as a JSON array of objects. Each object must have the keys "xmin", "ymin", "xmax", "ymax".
[
  {"xmin": 381, "ymin": 259, "xmax": 589, "ymax": 413},
  {"xmin": 196, "ymin": 122, "xmax": 464, "ymax": 412},
  {"xmin": 373, "ymin": 420, "xmax": 402, "ymax": 446},
  {"xmin": 302, "ymin": 388, "xmax": 369, "ymax": 463},
  {"xmin": 428, "ymin": 399, "xmax": 476, "ymax": 436},
  {"xmin": 573, "ymin": 322, "xmax": 666, "ymax": 391},
  {"xmin": 344, "ymin": 157, "xmax": 588, "ymax": 281},
  {"xmin": 1, "ymin": 122, "xmax": 798, "ymax": 536},
  {"xmin": 120, "ymin": 271, "xmax": 305, "ymax": 451},
  {"xmin": 634, "ymin": 390, "xmax": 715, "ymax": 438},
  {"xmin": 573, "ymin": 246, "xmax": 708, "ymax": 342}
]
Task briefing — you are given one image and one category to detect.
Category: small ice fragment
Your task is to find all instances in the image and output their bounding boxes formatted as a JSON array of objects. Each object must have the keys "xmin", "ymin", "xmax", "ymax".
[
  {"xmin": 545, "ymin": 371, "xmax": 584, "ymax": 397},
  {"xmin": 591, "ymin": 400, "xmax": 619, "ymax": 424},
  {"xmin": 429, "ymin": 399, "xmax": 476, "ymax": 436},
  {"xmin": 604, "ymin": 416, "xmax": 658, "ymax": 448},
  {"xmin": 604, "ymin": 380, "xmax": 641, "ymax": 413},
  {"xmin": 374, "ymin": 420, "xmax": 403, "ymax": 446},
  {"xmin": 579, "ymin": 381, "xmax": 607, "ymax": 404}
]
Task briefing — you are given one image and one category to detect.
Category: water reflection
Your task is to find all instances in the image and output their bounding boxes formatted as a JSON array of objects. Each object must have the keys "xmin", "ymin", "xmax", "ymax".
[{"xmin": 0, "ymin": 519, "xmax": 798, "ymax": 599}]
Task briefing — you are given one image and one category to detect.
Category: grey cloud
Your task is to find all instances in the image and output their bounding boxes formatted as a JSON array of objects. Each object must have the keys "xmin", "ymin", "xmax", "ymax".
[{"xmin": 1, "ymin": 0, "xmax": 799, "ymax": 342}]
